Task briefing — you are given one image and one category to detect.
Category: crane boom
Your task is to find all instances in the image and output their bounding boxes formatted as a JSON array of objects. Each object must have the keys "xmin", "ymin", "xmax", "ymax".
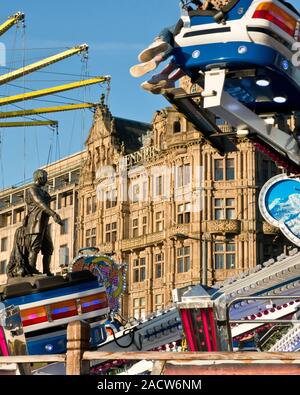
[
  {"xmin": 0, "ymin": 121, "xmax": 58, "ymax": 127},
  {"xmin": 0, "ymin": 103, "xmax": 97, "ymax": 118},
  {"xmin": 0, "ymin": 44, "xmax": 89, "ymax": 85},
  {"xmin": 0, "ymin": 76, "xmax": 110, "ymax": 106},
  {"xmin": 0, "ymin": 12, "xmax": 24, "ymax": 37}
]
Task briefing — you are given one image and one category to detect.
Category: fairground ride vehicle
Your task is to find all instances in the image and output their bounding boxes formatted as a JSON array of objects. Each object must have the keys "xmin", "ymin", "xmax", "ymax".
[{"xmin": 163, "ymin": 0, "xmax": 300, "ymax": 172}]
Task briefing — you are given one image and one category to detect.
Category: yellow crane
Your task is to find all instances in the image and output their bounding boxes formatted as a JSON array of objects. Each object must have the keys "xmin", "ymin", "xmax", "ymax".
[
  {"xmin": 0, "ymin": 103, "xmax": 97, "ymax": 119},
  {"xmin": 0, "ymin": 77, "xmax": 109, "ymax": 107},
  {"xmin": 0, "ymin": 12, "xmax": 111, "ymax": 128},
  {"xmin": 0, "ymin": 12, "xmax": 24, "ymax": 37},
  {"xmin": 0, "ymin": 121, "xmax": 58, "ymax": 128},
  {"xmin": 0, "ymin": 44, "xmax": 89, "ymax": 85}
]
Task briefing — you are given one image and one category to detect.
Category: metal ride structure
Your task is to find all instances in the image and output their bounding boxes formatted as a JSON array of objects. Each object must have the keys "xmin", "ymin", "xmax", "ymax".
[
  {"xmin": 124, "ymin": 0, "xmax": 300, "ymax": 357},
  {"xmin": 164, "ymin": 0, "xmax": 300, "ymax": 171}
]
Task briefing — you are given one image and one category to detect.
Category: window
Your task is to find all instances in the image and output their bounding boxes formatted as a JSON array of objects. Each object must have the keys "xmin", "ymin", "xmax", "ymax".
[
  {"xmin": 142, "ymin": 216, "xmax": 147, "ymax": 235},
  {"xmin": 214, "ymin": 158, "xmax": 235, "ymax": 181},
  {"xmin": 177, "ymin": 203, "xmax": 191, "ymax": 224},
  {"xmin": 155, "ymin": 253, "xmax": 164, "ymax": 278},
  {"xmin": 214, "ymin": 159, "xmax": 223, "ymax": 181},
  {"xmin": 0, "ymin": 260, "xmax": 6, "ymax": 275},
  {"xmin": 105, "ymin": 224, "xmax": 110, "ymax": 242},
  {"xmin": 59, "ymin": 245, "xmax": 69, "ymax": 267},
  {"xmin": 177, "ymin": 246, "xmax": 191, "ymax": 273},
  {"xmin": 86, "ymin": 195, "xmax": 97, "ymax": 213},
  {"xmin": 105, "ymin": 222, "xmax": 117, "ymax": 243},
  {"xmin": 14, "ymin": 208, "xmax": 25, "ymax": 224},
  {"xmin": 133, "ymin": 297, "xmax": 146, "ymax": 320},
  {"xmin": 154, "ymin": 294, "xmax": 164, "ymax": 311},
  {"xmin": 86, "ymin": 197, "xmax": 92, "ymax": 215},
  {"xmin": 0, "ymin": 212, "xmax": 12, "ymax": 228},
  {"xmin": 132, "ymin": 184, "xmax": 140, "ymax": 202},
  {"xmin": 156, "ymin": 176, "xmax": 163, "ymax": 196},
  {"xmin": 86, "ymin": 228, "xmax": 96, "ymax": 247},
  {"xmin": 176, "ymin": 164, "xmax": 191, "ymax": 187},
  {"xmin": 92, "ymin": 195, "xmax": 97, "ymax": 212},
  {"xmin": 226, "ymin": 159, "xmax": 235, "ymax": 180},
  {"xmin": 60, "ymin": 219, "xmax": 69, "ymax": 235},
  {"xmin": 214, "ymin": 241, "xmax": 236, "ymax": 269},
  {"xmin": 60, "ymin": 192, "xmax": 73, "ymax": 209},
  {"xmin": 214, "ymin": 198, "xmax": 236, "ymax": 220},
  {"xmin": 132, "ymin": 218, "xmax": 139, "ymax": 238},
  {"xmin": 155, "ymin": 211, "xmax": 164, "ymax": 232},
  {"xmin": 111, "ymin": 222, "xmax": 117, "ymax": 242},
  {"xmin": 1, "ymin": 237, "xmax": 8, "ymax": 252},
  {"xmin": 173, "ymin": 120, "xmax": 181, "ymax": 134},
  {"xmin": 105, "ymin": 190, "xmax": 117, "ymax": 209},
  {"xmin": 133, "ymin": 257, "xmax": 146, "ymax": 283}
]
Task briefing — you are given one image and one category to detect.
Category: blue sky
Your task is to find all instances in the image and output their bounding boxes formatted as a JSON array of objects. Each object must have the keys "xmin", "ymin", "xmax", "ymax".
[
  {"xmin": 0, "ymin": 0, "xmax": 178, "ymax": 188},
  {"xmin": 0, "ymin": 0, "xmax": 298, "ymax": 188}
]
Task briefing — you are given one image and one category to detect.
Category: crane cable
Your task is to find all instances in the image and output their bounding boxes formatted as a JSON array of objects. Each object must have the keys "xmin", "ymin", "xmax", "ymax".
[
  {"xmin": 0, "ymin": 15, "xmax": 20, "ymax": 189},
  {"xmin": 21, "ymin": 17, "xmax": 27, "ymax": 181},
  {"xmin": 78, "ymin": 48, "xmax": 89, "ymax": 170}
]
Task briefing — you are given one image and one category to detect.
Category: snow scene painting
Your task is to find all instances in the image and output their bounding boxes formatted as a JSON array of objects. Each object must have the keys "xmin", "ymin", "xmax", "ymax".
[{"xmin": 266, "ymin": 179, "xmax": 300, "ymax": 239}]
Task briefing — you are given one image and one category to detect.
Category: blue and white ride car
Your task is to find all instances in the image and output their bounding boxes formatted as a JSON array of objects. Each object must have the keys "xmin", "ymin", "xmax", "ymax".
[{"xmin": 173, "ymin": 0, "xmax": 300, "ymax": 114}]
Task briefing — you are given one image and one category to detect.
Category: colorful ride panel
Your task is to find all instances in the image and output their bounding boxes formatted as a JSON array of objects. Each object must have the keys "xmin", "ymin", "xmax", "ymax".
[
  {"xmin": 71, "ymin": 250, "xmax": 127, "ymax": 313},
  {"xmin": 0, "ymin": 271, "xmax": 109, "ymax": 355}
]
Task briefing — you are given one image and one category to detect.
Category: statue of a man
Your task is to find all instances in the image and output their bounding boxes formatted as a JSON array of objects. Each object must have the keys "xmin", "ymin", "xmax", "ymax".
[{"xmin": 24, "ymin": 169, "xmax": 62, "ymax": 275}]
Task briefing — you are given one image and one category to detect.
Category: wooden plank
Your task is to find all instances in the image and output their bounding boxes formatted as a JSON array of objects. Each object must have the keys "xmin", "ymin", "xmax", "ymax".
[
  {"xmin": 0, "ymin": 364, "xmax": 18, "ymax": 375},
  {"xmin": 0, "ymin": 355, "xmax": 65, "ymax": 363},
  {"xmin": 82, "ymin": 351, "xmax": 300, "ymax": 362}
]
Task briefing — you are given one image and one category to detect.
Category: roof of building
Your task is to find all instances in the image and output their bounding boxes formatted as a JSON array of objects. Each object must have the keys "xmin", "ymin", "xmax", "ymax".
[{"xmin": 114, "ymin": 117, "xmax": 151, "ymax": 154}]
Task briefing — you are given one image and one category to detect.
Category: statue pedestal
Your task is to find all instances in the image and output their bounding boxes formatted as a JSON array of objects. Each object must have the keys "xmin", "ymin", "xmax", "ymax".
[
  {"xmin": 7, "ymin": 274, "xmax": 47, "ymax": 285},
  {"xmin": 0, "ymin": 275, "xmax": 47, "ymax": 293}
]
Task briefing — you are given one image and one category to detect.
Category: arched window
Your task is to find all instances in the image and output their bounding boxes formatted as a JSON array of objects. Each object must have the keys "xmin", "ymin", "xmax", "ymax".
[{"xmin": 173, "ymin": 120, "xmax": 181, "ymax": 134}]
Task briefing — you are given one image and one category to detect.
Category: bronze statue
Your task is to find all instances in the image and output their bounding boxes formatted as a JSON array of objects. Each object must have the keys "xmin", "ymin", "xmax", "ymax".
[{"xmin": 7, "ymin": 169, "xmax": 63, "ymax": 278}]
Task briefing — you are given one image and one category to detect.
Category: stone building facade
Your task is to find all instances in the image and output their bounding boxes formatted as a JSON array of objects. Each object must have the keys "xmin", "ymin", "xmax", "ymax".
[{"xmin": 77, "ymin": 103, "xmax": 287, "ymax": 320}]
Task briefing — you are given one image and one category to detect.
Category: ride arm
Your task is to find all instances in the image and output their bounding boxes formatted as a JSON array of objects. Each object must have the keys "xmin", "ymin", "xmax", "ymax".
[
  {"xmin": 202, "ymin": 68, "xmax": 300, "ymax": 167},
  {"xmin": 163, "ymin": 87, "xmax": 237, "ymax": 155},
  {"xmin": 0, "ymin": 76, "xmax": 110, "ymax": 106},
  {"xmin": 0, "ymin": 12, "xmax": 24, "ymax": 37},
  {"xmin": 0, "ymin": 44, "xmax": 89, "ymax": 85}
]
